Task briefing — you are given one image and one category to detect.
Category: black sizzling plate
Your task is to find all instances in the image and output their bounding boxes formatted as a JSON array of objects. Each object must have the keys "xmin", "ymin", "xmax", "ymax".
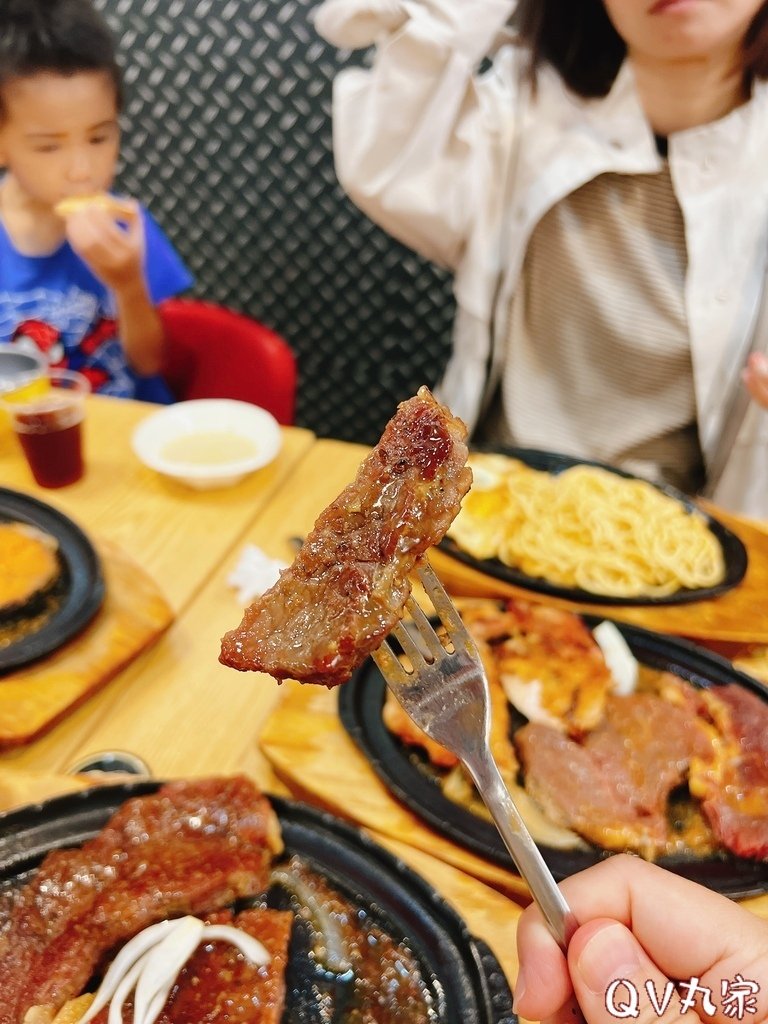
[
  {"xmin": 0, "ymin": 487, "xmax": 104, "ymax": 673},
  {"xmin": 0, "ymin": 783, "xmax": 515, "ymax": 1024},
  {"xmin": 339, "ymin": 622, "xmax": 768, "ymax": 900},
  {"xmin": 438, "ymin": 447, "xmax": 748, "ymax": 606}
]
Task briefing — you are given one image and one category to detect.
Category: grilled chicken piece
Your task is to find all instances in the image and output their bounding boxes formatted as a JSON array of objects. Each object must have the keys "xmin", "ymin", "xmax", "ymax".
[
  {"xmin": 447, "ymin": 599, "xmax": 613, "ymax": 734},
  {"xmin": 220, "ymin": 387, "xmax": 471, "ymax": 687}
]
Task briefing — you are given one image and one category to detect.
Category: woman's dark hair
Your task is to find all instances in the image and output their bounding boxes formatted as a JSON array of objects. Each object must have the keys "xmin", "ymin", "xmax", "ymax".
[
  {"xmin": 0, "ymin": 0, "xmax": 122, "ymax": 118},
  {"xmin": 516, "ymin": 0, "xmax": 768, "ymax": 97}
]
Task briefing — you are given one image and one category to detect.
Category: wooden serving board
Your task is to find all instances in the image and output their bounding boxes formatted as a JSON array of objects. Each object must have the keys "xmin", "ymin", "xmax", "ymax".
[
  {"xmin": 259, "ymin": 682, "xmax": 768, "ymax": 922},
  {"xmin": 0, "ymin": 537, "xmax": 173, "ymax": 750},
  {"xmin": 429, "ymin": 503, "xmax": 768, "ymax": 644}
]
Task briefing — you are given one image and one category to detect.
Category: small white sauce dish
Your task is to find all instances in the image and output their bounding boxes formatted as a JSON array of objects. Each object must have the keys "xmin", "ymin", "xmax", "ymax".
[{"xmin": 131, "ymin": 399, "xmax": 282, "ymax": 489}]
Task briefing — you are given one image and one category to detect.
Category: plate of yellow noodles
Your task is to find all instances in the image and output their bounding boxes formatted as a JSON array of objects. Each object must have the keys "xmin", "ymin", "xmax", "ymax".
[{"xmin": 441, "ymin": 448, "xmax": 748, "ymax": 606}]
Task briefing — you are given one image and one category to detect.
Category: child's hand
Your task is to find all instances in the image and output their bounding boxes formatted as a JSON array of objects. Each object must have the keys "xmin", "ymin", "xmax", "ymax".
[
  {"xmin": 515, "ymin": 855, "xmax": 768, "ymax": 1024},
  {"xmin": 63, "ymin": 199, "xmax": 145, "ymax": 294},
  {"xmin": 742, "ymin": 352, "xmax": 768, "ymax": 410}
]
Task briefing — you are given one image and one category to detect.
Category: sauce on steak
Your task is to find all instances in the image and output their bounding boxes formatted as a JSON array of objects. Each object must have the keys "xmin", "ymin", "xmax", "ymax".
[{"xmin": 11, "ymin": 785, "xmax": 438, "ymax": 1024}]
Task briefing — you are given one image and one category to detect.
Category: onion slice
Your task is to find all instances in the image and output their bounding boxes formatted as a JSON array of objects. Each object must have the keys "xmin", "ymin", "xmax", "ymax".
[
  {"xmin": 270, "ymin": 867, "xmax": 352, "ymax": 974},
  {"xmin": 593, "ymin": 620, "xmax": 639, "ymax": 696},
  {"xmin": 77, "ymin": 916, "xmax": 270, "ymax": 1024}
]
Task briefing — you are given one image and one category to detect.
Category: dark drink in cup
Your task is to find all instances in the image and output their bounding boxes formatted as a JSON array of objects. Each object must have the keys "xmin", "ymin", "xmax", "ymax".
[
  {"xmin": 15, "ymin": 405, "xmax": 84, "ymax": 488},
  {"xmin": 4, "ymin": 369, "xmax": 90, "ymax": 488}
]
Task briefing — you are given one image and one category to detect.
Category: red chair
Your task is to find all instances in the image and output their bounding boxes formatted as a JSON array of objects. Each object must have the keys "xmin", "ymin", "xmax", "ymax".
[{"xmin": 158, "ymin": 298, "xmax": 297, "ymax": 425}]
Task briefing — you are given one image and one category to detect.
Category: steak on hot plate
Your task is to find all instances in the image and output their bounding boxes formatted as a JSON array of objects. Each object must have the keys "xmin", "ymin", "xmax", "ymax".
[
  {"xmin": 0, "ymin": 777, "xmax": 281, "ymax": 1024},
  {"xmin": 517, "ymin": 691, "xmax": 714, "ymax": 857},
  {"xmin": 219, "ymin": 387, "xmax": 471, "ymax": 687}
]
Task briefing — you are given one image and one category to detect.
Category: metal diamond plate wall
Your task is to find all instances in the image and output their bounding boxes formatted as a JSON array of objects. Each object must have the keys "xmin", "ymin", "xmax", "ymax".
[{"xmin": 93, "ymin": 0, "xmax": 455, "ymax": 442}]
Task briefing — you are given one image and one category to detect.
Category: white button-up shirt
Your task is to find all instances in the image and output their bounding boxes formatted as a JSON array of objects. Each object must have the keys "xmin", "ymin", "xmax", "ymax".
[{"xmin": 316, "ymin": 0, "xmax": 768, "ymax": 518}]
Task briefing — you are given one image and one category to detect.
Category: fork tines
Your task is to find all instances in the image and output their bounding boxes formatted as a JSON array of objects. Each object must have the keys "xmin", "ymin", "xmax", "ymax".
[{"xmin": 374, "ymin": 561, "xmax": 470, "ymax": 680}]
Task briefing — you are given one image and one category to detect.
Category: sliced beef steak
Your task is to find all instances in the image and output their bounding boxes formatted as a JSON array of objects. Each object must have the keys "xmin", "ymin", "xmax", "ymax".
[
  {"xmin": 587, "ymin": 693, "xmax": 713, "ymax": 813},
  {"xmin": 220, "ymin": 387, "xmax": 471, "ymax": 687},
  {"xmin": 516, "ymin": 723, "xmax": 669, "ymax": 856},
  {"xmin": 517, "ymin": 691, "xmax": 713, "ymax": 857}
]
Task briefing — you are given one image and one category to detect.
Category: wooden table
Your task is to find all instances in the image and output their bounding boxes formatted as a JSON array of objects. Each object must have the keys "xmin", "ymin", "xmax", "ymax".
[
  {"xmin": 0, "ymin": 395, "xmax": 315, "ymax": 613},
  {"xmin": 0, "ymin": 438, "xmax": 368, "ymax": 779},
  {"xmin": 0, "ymin": 394, "xmax": 314, "ymax": 769}
]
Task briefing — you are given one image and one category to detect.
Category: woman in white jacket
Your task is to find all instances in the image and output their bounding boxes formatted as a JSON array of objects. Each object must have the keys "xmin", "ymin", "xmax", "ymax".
[{"xmin": 315, "ymin": 0, "xmax": 768, "ymax": 518}]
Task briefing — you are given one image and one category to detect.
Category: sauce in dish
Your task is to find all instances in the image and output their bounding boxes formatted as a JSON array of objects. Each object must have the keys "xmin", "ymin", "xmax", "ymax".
[{"xmin": 160, "ymin": 431, "xmax": 259, "ymax": 465}]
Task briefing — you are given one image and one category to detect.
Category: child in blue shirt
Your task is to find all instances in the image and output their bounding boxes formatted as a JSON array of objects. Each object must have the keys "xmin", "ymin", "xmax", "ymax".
[{"xmin": 0, "ymin": 0, "xmax": 192, "ymax": 400}]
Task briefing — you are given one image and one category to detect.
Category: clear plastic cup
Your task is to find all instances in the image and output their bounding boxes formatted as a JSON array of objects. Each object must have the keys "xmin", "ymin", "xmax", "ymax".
[{"xmin": 4, "ymin": 368, "xmax": 91, "ymax": 487}]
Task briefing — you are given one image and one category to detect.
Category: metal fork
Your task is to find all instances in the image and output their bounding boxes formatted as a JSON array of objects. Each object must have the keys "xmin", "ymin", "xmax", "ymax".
[{"xmin": 373, "ymin": 561, "xmax": 579, "ymax": 950}]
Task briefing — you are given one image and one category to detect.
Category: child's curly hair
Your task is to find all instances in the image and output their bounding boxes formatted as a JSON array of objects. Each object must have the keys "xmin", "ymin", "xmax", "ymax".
[{"xmin": 0, "ymin": 0, "xmax": 122, "ymax": 120}]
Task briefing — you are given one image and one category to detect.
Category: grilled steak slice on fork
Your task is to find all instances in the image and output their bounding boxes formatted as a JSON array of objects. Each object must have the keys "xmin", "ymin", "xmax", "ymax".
[{"xmin": 219, "ymin": 387, "xmax": 472, "ymax": 687}]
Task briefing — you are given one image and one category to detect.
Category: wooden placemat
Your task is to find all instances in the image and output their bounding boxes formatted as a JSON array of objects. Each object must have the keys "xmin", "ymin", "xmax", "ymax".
[
  {"xmin": 429, "ymin": 503, "xmax": 768, "ymax": 644},
  {"xmin": 0, "ymin": 537, "xmax": 173, "ymax": 750},
  {"xmin": 259, "ymin": 681, "xmax": 768, "ymax": 920}
]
